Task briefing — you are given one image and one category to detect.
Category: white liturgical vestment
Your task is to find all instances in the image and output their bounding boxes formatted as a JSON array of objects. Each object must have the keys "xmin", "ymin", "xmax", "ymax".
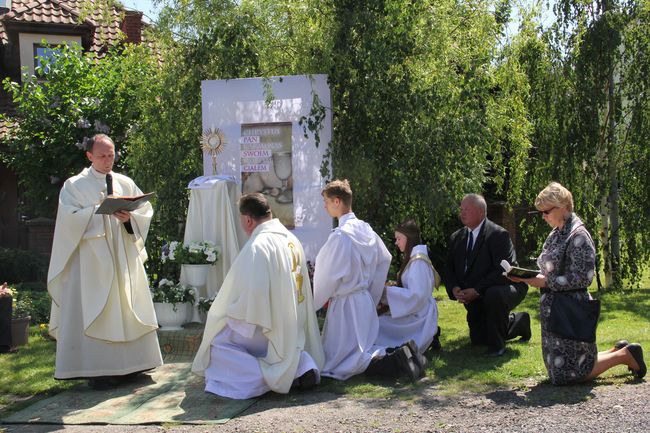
[
  {"xmin": 313, "ymin": 212, "xmax": 392, "ymax": 380},
  {"xmin": 192, "ymin": 219, "xmax": 325, "ymax": 398},
  {"xmin": 375, "ymin": 245, "xmax": 439, "ymax": 353},
  {"xmin": 48, "ymin": 166, "xmax": 162, "ymax": 379}
]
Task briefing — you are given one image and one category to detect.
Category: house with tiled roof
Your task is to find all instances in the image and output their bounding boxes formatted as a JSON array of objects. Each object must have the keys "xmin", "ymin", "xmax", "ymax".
[{"xmin": 0, "ymin": 0, "xmax": 146, "ymax": 251}]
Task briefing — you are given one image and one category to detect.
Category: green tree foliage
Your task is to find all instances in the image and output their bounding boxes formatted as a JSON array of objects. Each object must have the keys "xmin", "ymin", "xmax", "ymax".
[
  {"xmin": 5, "ymin": 0, "xmax": 647, "ymax": 288},
  {"xmin": 125, "ymin": 0, "xmax": 264, "ymax": 276},
  {"xmin": 0, "ymin": 43, "xmax": 155, "ymax": 218},
  {"xmin": 124, "ymin": 0, "xmax": 536, "ymax": 270},
  {"xmin": 313, "ymin": 0, "xmax": 531, "ymax": 256},
  {"xmin": 512, "ymin": 0, "xmax": 650, "ymax": 288},
  {"xmin": 141, "ymin": 0, "xmax": 533, "ymax": 269}
]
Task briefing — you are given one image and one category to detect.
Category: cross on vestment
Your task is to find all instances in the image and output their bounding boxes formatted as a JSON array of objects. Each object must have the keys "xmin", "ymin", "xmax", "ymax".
[{"xmin": 288, "ymin": 243, "xmax": 305, "ymax": 303}]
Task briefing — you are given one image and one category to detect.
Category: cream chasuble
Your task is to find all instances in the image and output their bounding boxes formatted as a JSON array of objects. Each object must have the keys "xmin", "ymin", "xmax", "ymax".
[
  {"xmin": 48, "ymin": 166, "xmax": 162, "ymax": 379},
  {"xmin": 192, "ymin": 219, "xmax": 324, "ymax": 395},
  {"xmin": 313, "ymin": 212, "xmax": 392, "ymax": 380},
  {"xmin": 376, "ymin": 244, "xmax": 439, "ymax": 353}
]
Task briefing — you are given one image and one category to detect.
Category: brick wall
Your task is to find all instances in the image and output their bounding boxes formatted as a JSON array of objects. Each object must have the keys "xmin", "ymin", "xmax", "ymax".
[
  {"xmin": 121, "ymin": 11, "xmax": 143, "ymax": 44},
  {"xmin": 487, "ymin": 201, "xmax": 539, "ymax": 265},
  {"xmin": 26, "ymin": 217, "xmax": 54, "ymax": 258}
]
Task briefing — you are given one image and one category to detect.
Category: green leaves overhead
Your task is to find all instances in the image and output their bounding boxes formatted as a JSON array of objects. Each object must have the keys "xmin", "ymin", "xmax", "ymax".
[
  {"xmin": 2, "ymin": 0, "xmax": 648, "ymax": 287},
  {"xmin": 1, "ymin": 43, "xmax": 155, "ymax": 218}
]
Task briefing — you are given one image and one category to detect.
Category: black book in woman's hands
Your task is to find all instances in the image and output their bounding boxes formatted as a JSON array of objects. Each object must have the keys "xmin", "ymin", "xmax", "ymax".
[
  {"xmin": 95, "ymin": 192, "xmax": 155, "ymax": 214},
  {"xmin": 500, "ymin": 260, "xmax": 540, "ymax": 279}
]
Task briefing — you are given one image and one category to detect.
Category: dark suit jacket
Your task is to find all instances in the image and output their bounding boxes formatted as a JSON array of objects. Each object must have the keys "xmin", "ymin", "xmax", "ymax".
[{"xmin": 444, "ymin": 218, "xmax": 527, "ymax": 300}]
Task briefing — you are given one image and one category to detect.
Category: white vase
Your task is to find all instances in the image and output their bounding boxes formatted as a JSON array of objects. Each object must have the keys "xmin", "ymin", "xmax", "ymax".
[
  {"xmin": 183, "ymin": 264, "xmax": 210, "ymax": 287},
  {"xmin": 154, "ymin": 302, "xmax": 190, "ymax": 331},
  {"xmin": 183, "ymin": 264, "xmax": 210, "ymax": 323},
  {"xmin": 198, "ymin": 310, "xmax": 207, "ymax": 324}
]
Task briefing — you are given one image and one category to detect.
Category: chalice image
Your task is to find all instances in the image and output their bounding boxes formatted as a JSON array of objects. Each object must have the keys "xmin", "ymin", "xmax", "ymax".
[{"xmin": 272, "ymin": 151, "xmax": 293, "ymax": 204}]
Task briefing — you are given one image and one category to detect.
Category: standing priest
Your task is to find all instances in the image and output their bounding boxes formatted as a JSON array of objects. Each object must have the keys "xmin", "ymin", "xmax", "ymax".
[
  {"xmin": 192, "ymin": 193, "xmax": 324, "ymax": 399},
  {"xmin": 47, "ymin": 134, "xmax": 162, "ymax": 388}
]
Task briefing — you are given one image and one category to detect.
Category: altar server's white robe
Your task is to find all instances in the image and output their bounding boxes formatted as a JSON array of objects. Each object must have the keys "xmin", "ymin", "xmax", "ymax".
[
  {"xmin": 48, "ymin": 166, "xmax": 162, "ymax": 379},
  {"xmin": 376, "ymin": 245, "xmax": 439, "ymax": 353},
  {"xmin": 192, "ymin": 219, "xmax": 325, "ymax": 398},
  {"xmin": 313, "ymin": 212, "xmax": 392, "ymax": 380}
]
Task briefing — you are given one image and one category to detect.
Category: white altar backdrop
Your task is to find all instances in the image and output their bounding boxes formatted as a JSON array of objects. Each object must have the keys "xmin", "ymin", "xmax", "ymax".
[{"xmin": 201, "ymin": 75, "xmax": 333, "ymax": 261}]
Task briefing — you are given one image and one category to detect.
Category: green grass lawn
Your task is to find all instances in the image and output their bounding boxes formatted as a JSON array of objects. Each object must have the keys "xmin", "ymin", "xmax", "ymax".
[
  {"xmin": 0, "ymin": 328, "xmax": 82, "ymax": 416},
  {"xmin": 2, "ymin": 288, "xmax": 649, "ymax": 416},
  {"xmin": 318, "ymin": 288, "xmax": 650, "ymax": 397}
]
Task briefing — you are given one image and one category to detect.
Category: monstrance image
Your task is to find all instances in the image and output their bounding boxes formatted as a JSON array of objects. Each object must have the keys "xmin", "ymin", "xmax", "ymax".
[{"xmin": 201, "ymin": 128, "xmax": 227, "ymax": 175}]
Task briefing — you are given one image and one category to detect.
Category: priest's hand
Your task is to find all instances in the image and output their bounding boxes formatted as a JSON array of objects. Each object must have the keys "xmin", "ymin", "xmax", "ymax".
[{"xmin": 113, "ymin": 210, "xmax": 131, "ymax": 223}]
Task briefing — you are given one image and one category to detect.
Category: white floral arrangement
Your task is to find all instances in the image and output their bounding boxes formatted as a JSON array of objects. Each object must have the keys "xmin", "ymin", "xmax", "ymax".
[
  {"xmin": 197, "ymin": 294, "xmax": 216, "ymax": 315},
  {"xmin": 161, "ymin": 241, "xmax": 220, "ymax": 265},
  {"xmin": 151, "ymin": 279, "xmax": 195, "ymax": 310}
]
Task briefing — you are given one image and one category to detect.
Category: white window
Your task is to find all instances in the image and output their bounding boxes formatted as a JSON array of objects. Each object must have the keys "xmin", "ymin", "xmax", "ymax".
[
  {"xmin": 0, "ymin": 1, "xmax": 12, "ymax": 9},
  {"xmin": 19, "ymin": 34, "xmax": 81, "ymax": 76}
]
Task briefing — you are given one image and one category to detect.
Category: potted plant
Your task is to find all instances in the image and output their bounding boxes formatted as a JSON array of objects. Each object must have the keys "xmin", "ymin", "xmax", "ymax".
[
  {"xmin": 162, "ymin": 241, "xmax": 219, "ymax": 285},
  {"xmin": 197, "ymin": 294, "xmax": 216, "ymax": 323},
  {"xmin": 11, "ymin": 290, "xmax": 32, "ymax": 347},
  {"xmin": 150, "ymin": 279, "xmax": 195, "ymax": 331}
]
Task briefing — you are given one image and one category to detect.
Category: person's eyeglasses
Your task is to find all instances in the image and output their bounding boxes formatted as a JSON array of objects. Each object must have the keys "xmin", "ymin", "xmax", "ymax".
[{"xmin": 541, "ymin": 207, "xmax": 557, "ymax": 215}]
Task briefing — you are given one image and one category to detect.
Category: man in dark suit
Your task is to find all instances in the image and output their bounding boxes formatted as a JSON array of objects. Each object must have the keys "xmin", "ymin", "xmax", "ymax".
[{"xmin": 444, "ymin": 194, "xmax": 531, "ymax": 356}]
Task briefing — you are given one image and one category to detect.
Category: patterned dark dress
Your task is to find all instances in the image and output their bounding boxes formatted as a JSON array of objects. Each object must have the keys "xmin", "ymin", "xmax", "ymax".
[{"xmin": 537, "ymin": 213, "xmax": 597, "ymax": 385}]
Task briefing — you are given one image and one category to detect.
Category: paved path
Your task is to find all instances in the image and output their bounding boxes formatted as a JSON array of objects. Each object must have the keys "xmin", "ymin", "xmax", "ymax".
[{"xmin": 3, "ymin": 378, "xmax": 647, "ymax": 432}]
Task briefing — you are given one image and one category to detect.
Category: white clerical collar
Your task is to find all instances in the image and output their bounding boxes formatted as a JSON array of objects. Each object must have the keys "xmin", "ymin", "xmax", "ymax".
[
  {"xmin": 89, "ymin": 165, "xmax": 112, "ymax": 179},
  {"xmin": 338, "ymin": 212, "xmax": 356, "ymax": 226}
]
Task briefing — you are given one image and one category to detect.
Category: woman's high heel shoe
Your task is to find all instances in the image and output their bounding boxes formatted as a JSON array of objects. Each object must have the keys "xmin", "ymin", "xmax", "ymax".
[
  {"xmin": 614, "ymin": 340, "xmax": 629, "ymax": 350},
  {"xmin": 627, "ymin": 343, "xmax": 647, "ymax": 379}
]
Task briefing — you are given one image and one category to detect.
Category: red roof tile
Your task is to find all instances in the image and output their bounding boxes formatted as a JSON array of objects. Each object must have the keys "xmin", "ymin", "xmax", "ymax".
[
  {"xmin": 5, "ymin": 0, "xmax": 90, "ymax": 26},
  {"xmin": 0, "ymin": 0, "xmax": 138, "ymax": 53}
]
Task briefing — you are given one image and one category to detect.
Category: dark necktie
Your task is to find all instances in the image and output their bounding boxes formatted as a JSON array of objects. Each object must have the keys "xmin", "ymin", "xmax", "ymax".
[
  {"xmin": 466, "ymin": 230, "xmax": 474, "ymax": 255},
  {"xmin": 465, "ymin": 230, "xmax": 474, "ymax": 271}
]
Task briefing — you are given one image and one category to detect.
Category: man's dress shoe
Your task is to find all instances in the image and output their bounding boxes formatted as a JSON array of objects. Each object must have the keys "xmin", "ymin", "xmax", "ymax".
[
  {"xmin": 485, "ymin": 347, "xmax": 506, "ymax": 357},
  {"xmin": 395, "ymin": 344, "xmax": 423, "ymax": 381}
]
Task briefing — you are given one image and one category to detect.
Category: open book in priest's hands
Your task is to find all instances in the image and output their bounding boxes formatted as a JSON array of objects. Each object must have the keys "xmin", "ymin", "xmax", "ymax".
[
  {"xmin": 95, "ymin": 192, "xmax": 155, "ymax": 215},
  {"xmin": 500, "ymin": 260, "xmax": 541, "ymax": 279}
]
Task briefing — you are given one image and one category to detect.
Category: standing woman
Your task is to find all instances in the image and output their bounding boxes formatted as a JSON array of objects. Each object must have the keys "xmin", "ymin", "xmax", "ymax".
[
  {"xmin": 510, "ymin": 182, "xmax": 645, "ymax": 384},
  {"xmin": 375, "ymin": 220, "xmax": 439, "ymax": 354}
]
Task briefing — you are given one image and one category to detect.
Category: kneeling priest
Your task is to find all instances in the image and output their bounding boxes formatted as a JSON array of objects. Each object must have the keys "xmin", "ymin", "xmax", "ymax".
[{"xmin": 192, "ymin": 193, "xmax": 325, "ymax": 399}]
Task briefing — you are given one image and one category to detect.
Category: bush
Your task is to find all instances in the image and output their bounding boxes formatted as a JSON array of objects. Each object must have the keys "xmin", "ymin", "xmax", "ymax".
[
  {"xmin": 0, "ymin": 248, "xmax": 47, "ymax": 284},
  {"xmin": 10, "ymin": 288, "xmax": 51, "ymax": 323},
  {"xmin": 11, "ymin": 282, "xmax": 47, "ymax": 292},
  {"xmin": 25, "ymin": 290, "xmax": 51, "ymax": 324},
  {"xmin": 0, "ymin": 43, "xmax": 156, "ymax": 218},
  {"xmin": 13, "ymin": 295, "xmax": 33, "ymax": 319}
]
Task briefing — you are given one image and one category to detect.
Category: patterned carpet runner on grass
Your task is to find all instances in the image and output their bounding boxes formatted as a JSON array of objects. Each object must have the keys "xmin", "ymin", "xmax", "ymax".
[{"xmin": 3, "ymin": 324, "xmax": 258, "ymax": 425}]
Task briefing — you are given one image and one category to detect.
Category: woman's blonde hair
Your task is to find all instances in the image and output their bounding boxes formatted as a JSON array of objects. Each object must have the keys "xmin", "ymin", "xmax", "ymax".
[{"xmin": 535, "ymin": 182, "xmax": 574, "ymax": 212}]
